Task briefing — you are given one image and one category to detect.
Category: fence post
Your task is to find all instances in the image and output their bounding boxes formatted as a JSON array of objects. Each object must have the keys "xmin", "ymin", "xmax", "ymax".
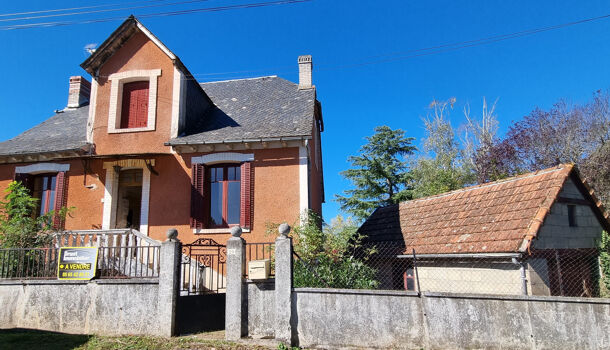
[
  {"xmin": 225, "ymin": 226, "xmax": 246, "ymax": 341},
  {"xmin": 275, "ymin": 223, "xmax": 293, "ymax": 344},
  {"xmin": 158, "ymin": 228, "xmax": 181, "ymax": 337}
]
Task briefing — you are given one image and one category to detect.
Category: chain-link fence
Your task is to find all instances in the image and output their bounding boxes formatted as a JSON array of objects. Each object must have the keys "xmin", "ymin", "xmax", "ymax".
[{"xmin": 293, "ymin": 240, "xmax": 609, "ymax": 298}]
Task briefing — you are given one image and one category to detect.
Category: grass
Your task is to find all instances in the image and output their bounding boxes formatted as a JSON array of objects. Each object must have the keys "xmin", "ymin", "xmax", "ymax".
[{"xmin": 0, "ymin": 329, "xmax": 271, "ymax": 350}]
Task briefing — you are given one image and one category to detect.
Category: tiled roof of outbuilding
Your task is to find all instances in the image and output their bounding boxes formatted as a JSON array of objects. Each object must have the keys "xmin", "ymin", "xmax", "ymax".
[
  {"xmin": 359, "ymin": 164, "xmax": 610, "ymax": 254},
  {"xmin": 0, "ymin": 106, "xmax": 90, "ymax": 156},
  {"xmin": 168, "ymin": 76, "xmax": 316, "ymax": 145}
]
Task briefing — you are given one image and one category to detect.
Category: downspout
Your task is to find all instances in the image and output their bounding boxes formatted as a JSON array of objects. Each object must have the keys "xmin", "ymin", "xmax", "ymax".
[{"xmin": 512, "ymin": 256, "xmax": 528, "ymax": 296}]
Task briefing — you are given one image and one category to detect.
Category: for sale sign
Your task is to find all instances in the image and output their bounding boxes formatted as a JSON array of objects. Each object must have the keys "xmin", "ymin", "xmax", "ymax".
[{"xmin": 57, "ymin": 247, "xmax": 98, "ymax": 280}]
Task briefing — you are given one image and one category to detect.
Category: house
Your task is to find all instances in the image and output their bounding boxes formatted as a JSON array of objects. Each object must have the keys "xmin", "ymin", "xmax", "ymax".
[
  {"xmin": 359, "ymin": 164, "xmax": 609, "ymax": 297},
  {"xmin": 0, "ymin": 16, "xmax": 324, "ymax": 247}
]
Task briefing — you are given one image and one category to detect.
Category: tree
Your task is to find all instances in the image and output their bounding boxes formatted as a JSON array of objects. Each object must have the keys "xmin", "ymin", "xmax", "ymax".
[
  {"xmin": 280, "ymin": 212, "xmax": 378, "ymax": 289},
  {"xmin": 462, "ymin": 97, "xmax": 517, "ymax": 183},
  {"xmin": 411, "ymin": 98, "xmax": 474, "ymax": 198},
  {"xmin": 336, "ymin": 126, "xmax": 416, "ymax": 220},
  {"xmin": 484, "ymin": 91, "xmax": 610, "ymax": 206},
  {"xmin": 0, "ymin": 181, "xmax": 63, "ymax": 248}
]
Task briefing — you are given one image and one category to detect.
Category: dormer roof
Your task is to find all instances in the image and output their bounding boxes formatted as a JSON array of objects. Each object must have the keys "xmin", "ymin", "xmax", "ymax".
[{"xmin": 81, "ymin": 15, "xmax": 181, "ymax": 75}]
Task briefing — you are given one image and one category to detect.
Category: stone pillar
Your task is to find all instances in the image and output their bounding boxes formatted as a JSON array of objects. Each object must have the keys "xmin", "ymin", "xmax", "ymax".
[
  {"xmin": 275, "ymin": 223, "xmax": 293, "ymax": 344},
  {"xmin": 225, "ymin": 226, "xmax": 246, "ymax": 341},
  {"xmin": 158, "ymin": 228, "xmax": 181, "ymax": 337}
]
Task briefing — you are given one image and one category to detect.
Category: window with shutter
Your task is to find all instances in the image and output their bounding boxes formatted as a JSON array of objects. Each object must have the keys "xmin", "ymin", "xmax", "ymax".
[
  {"xmin": 190, "ymin": 162, "xmax": 253, "ymax": 230},
  {"xmin": 53, "ymin": 171, "xmax": 68, "ymax": 230},
  {"xmin": 120, "ymin": 81, "xmax": 149, "ymax": 129}
]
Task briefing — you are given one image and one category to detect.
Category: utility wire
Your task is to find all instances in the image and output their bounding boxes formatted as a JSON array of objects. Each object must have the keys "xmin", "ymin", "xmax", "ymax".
[
  {"xmin": 189, "ymin": 11, "xmax": 610, "ymax": 78},
  {"xmin": 0, "ymin": 0, "xmax": 174, "ymax": 18},
  {"xmin": 0, "ymin": 0, "xmax": 214, "ymax": 23},
  {"xmin": 317, "ymin": 12, "xmax": 610, "ymax": 71},
  {"xmin": 0, "ymin": 0, "xmax": 312, "ymax": 30}
]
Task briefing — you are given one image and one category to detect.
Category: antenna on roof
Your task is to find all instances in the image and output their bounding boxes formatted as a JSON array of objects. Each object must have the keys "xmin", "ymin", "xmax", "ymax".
[{"xmin": 84, "ymin": 43, "xmax": 97, "ymax": 56}]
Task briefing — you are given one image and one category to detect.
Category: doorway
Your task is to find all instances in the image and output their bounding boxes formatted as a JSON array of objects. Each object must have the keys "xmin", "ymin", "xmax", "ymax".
[{"xmin": 114, "ymin": 169, "xmax": 143, "ymax": 230}]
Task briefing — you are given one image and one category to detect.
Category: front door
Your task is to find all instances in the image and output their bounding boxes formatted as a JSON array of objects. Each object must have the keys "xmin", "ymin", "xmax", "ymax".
[{"xmin": 114, "ymin": 169, "xmax": 143, "ymax": 230}]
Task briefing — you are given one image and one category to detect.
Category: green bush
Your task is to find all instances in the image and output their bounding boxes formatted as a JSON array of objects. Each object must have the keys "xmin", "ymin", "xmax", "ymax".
[
  {"xmin": 270, "ymin": 212, "xmax": 379, "ymax": 289},
  {"xmin": 0, "ymin": 181, "xmax": 63, "ymax": 248}
]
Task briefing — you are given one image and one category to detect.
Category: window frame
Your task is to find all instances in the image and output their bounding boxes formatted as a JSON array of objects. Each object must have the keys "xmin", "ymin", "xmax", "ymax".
[
  {"xmin": 107, "ymin": 69, "xmax": 161, "ymax": 134},
  {"xmin": 120, "ymin": 81, "xmax": 150, "ymax": 129},
  {"xmin": 208, "ymin": 164, "xmax": 242, "ymax": 228},
  {"xmin": 31, "ymin": 173, "xmax": 58, "ymax": 218},
  {"xmin": 190, "ymin": 155, "xmax": 254, "ymax": 233},
  {"xmin": 567, "ymin": 204, "xmax": 577, "ymax": 227}
]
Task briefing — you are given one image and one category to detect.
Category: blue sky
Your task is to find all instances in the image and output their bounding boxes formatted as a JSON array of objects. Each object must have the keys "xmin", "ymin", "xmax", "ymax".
[{"xmin": 1, "ymin": 1, "xmax": 610, "ymax": 222}]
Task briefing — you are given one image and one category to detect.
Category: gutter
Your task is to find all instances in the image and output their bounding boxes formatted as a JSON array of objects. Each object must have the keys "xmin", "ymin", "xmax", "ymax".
[
  {"xmin": 164, "ymin": 135, "xmax": 312, "ymax": 147},
  {"xmin": 396, "ymin": 253, "xmax": 522, "ymax": 259}
]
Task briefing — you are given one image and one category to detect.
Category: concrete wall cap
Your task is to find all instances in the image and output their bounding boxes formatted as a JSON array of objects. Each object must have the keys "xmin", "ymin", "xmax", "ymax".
[
  {"xmin": 278, "ymin": 223, "xmax": 291, "ymax": 237},
  {"xmin": 230, "ymin": 226, "xmax": 242, "ymax": 237},
  {"xmin": 166, "ymin": 228, "xmax": 178, "ymax": 241}
]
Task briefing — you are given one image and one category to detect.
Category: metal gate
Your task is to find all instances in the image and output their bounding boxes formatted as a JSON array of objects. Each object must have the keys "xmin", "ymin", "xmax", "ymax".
[{"xmin": 180, "ymin": 238, "xmax": 226, "ymax": 295}]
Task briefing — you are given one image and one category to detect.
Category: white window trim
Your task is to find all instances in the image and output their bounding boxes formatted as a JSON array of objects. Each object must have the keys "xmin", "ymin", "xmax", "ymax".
[
  {"xmin": 194, "ymin": 228, "xmax": 251, "ymax": 234},
  {"xmin": 170, "ymin": 66, "xmax": 186, "ymax": 140},
  {"xmin": 191, "ymin": 152, "xmax": 254, "ymax": 165},
  {"xmin": 101, "ymin": 160, "xmax": 152, "ymax": 236},
  {"xmin": 107, "ymin": 69, "xmax": 161, "ymax": 134},
  {"xmin": 15, "ymin": 163, "xmax": 70, "ymax": 174}
]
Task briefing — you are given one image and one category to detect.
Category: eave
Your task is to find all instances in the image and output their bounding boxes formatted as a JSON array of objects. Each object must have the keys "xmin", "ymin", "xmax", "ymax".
[
  {"xmin": 0, "ymin": 144, "xmax": 93, "ymax": 164},
  {"xmin": 167, "ymin": 136, "xmax": 312, "ymax": 154}
]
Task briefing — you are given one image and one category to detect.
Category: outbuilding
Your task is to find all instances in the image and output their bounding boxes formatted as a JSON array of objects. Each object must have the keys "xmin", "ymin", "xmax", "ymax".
[{"xmin": 359, "ymin": 164, "xmax": 609, "ymax": 297}]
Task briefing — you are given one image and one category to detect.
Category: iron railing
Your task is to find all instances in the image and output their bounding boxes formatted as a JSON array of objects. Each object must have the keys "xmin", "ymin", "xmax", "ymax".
[
  {"xmin": 97, "ymin": 245, "xmax": 160, "ymax": 278},
  {"xmin": 180, "ymin": 238, "xmax": 227, "ymax": 295},
  {"xmin": 0, "ymin": 247, "xmax": 59, "ymax": 279},
  {"xmin": 245, "ymin": 242, "xmax": 275, "ymax": 278},
  {"xmin": 0, "ymin": 244, "xmax": 160, "ymax": 279}
]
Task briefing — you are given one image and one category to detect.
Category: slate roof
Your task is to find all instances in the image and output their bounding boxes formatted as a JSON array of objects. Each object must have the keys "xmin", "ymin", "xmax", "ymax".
[
  {"xmin": 359, "ymin": 164, "xmax": 610, "ymax": 254},
  {"xmin": 168, "ymin": 76, "xmax": 316, "ymax": 145},
  {"xmin": 0, "ymin": 106, "xmax": 90, "ymax": 156},
  {"xmin": 0, "ymin": 75, "xmax": 316, "ymax": 157}
]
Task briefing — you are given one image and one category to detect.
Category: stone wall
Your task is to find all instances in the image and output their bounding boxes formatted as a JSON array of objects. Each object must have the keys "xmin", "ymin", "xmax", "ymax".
[
  {"xmin": 226, "ymin": 226, "xmax": 610, "ymax": 349},
  {"xmin": 535, "ymin": 178, "xmax": 603, "ymax": 250},
  {"xmin": 0, "ymin": 280, "xmax": 161, "ymax": 336},
  {"xmin": 292, "ymin": 288, "xmax": 610, "ymax": 349},
  {"xmin": 0, "ymin": 239, "xmax": 181, "ymax": 337},
  {"xmin": 246, "ymin": 281, "xmax": 275, "ymax": 337}
]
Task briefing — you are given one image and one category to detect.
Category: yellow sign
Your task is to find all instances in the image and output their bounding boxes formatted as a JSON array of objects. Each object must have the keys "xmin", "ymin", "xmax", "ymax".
[{"xmin": 57, "ymin": 247, "xmax": 98, "ymax": 280}]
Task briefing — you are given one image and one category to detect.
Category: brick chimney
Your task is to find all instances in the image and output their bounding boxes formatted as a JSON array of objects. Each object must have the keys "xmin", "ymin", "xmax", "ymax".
[
  {"xmin": 298, "ymin": 55, "xmax": 313, "ymax": 89},
  {"xmin": 67, "ymin": 76, "xmax": 91, "ymax": 108}
]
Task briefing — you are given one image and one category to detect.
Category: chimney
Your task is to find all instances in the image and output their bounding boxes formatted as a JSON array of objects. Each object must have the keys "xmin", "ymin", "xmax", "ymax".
[
  {"xmin": 298, "ymin": 55, "xmax": 313, "ymax": 89},
  {"xmin": 67, "ymin": 76, "xmax": 91, "ymax": 108}
]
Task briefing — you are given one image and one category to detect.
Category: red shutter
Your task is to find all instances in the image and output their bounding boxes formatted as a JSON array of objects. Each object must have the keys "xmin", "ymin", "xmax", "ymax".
[
  {"xmin": 240, "ymin": 162, "xmax": 252, "ymax": 229},
  {"xmin": 53, "ymin": 171, "xmax": 68, "ymax": 230},
  {"xmin": 190, "ymin": 163, "xmax": 207, "ymax": 229},
  {"xmin": 120, "ymin": 81, "xmax": 149, "ymax": 129}
]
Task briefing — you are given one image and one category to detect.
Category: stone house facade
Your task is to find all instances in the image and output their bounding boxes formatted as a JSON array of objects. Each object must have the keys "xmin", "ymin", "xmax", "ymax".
[
  {"xmin": 0, "ymin": 16, "xmax": 324, "ymax": 246},
  {"xmin": 359, "ymin": 164, "xmax": 609, "ymax": 297}
]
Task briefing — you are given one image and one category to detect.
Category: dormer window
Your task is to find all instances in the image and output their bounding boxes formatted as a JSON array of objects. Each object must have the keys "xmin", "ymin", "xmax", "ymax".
[
  {"xmin": 107, "ymin": 69, "xmax": 161, "ymax": 133},
  {"xmin": 121, "ymin": 81, "xmax": 149, "ymax": 128}
]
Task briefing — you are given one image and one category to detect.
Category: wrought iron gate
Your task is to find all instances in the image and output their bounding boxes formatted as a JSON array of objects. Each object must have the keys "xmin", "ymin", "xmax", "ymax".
[{"xmin": 180, "ymin": 238, "xmax": 226, "ymax": 295}]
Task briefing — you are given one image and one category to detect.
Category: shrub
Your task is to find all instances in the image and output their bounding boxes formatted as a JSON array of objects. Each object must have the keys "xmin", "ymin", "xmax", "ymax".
[
  {"xmin": 0, "ymin": 181, "xmax": 67, "ymax": 248},
  {"xmin": 269, "ymin": 212, "xmax": 378, "ymax": 289}
]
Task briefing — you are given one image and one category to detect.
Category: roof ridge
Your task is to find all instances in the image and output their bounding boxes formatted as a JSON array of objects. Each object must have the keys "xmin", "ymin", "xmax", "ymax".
[
  {"xmin": 402, "ymin": 164, "xmax": 574, "ymax": 206},
  {"xmin": 199, "ymin": 75, "xmax": 278, "ymax": 84}
]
